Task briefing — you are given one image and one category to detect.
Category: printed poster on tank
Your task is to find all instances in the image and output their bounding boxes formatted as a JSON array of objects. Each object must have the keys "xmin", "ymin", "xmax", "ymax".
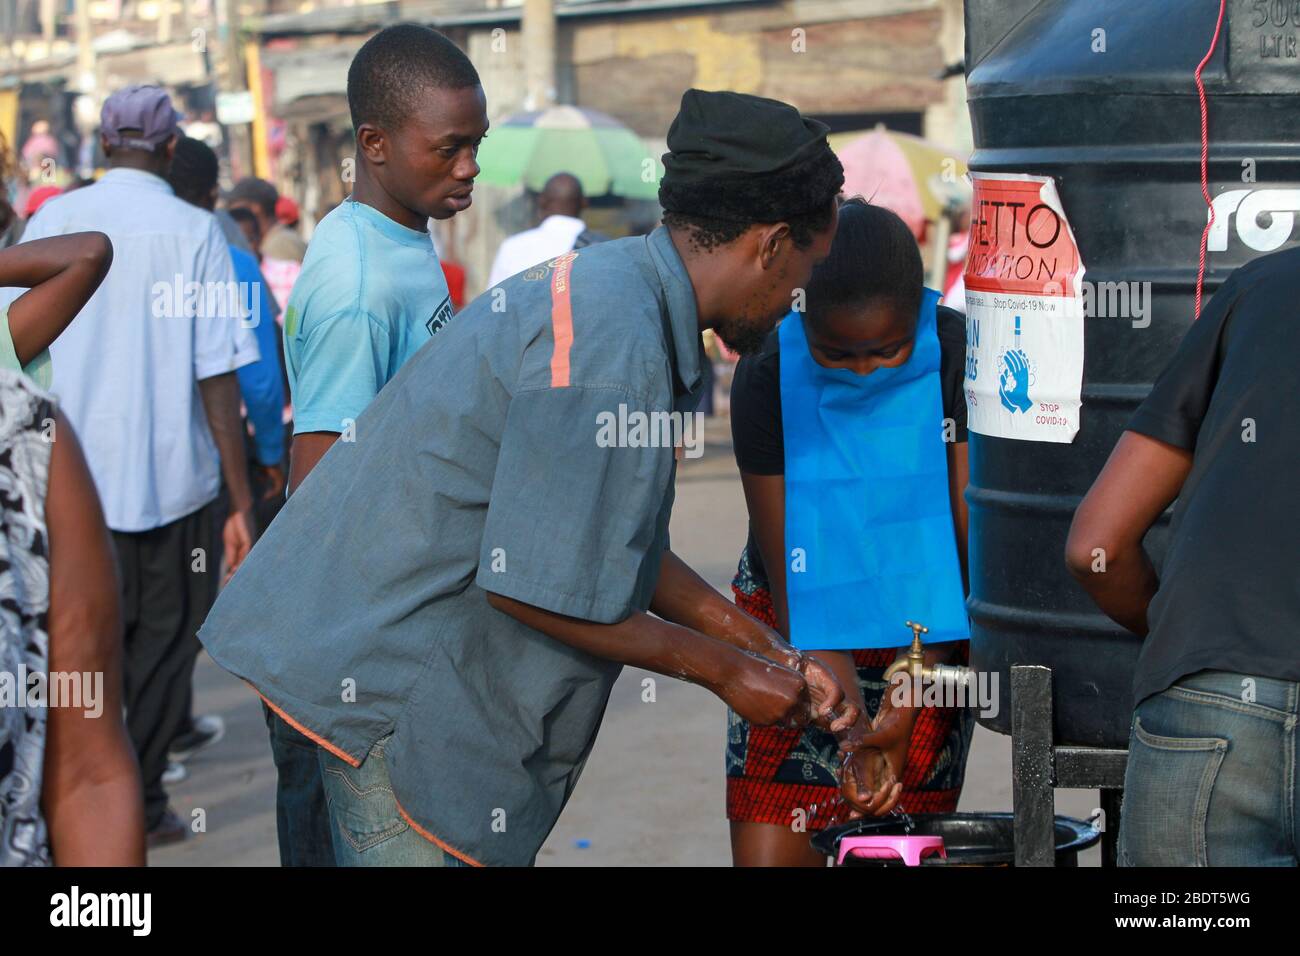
[{"xmin": 961, "ymin": 172, "xmax": 1085, "ymax": 443}]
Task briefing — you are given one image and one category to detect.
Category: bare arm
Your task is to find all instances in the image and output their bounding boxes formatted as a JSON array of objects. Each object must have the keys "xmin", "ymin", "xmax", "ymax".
[
  {"xmin": 42, "ymin": 414, "xmax": 145, "ymax": 865},
  {"xmin": 0, "ymin": 232, "xmax": 112, "ymax": 362},
  {"xmin": 650, "ymin": 547, "xmax": 796, "ymax": 665},
  {"xmin": 197, "ymin": 372, "xmax": 254, "ymax": 578},
  {"xmin": 740, "ymin": 469, "xmax": 896, "ymax": 812},
  {"xmin": 948, "ymin": 439, "xmax": 970, "ymax": 593},
  {"xmin": 1066, "ymin": 431, "xmax": 1193, "ymax": 635},
  {"xmin": 287, "ymin": 431, "xmax": 340, "ymax": 495},
  {"xmin": 848, "ymin": 440, "xmax": 971, "ymax": 776},
  {"xmin": 650, "ymin": 547, "xmax": 856, "ymax": 731},
  {"xmin": 484, "ymin": 590, "xmax": 812, "ymax": 728}
]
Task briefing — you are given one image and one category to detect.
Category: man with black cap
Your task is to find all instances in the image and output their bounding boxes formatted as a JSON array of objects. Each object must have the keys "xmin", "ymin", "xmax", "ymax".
[
  {"xmin": 2, "ymin": 84, "xmax": 259, "ymax": 848},
  {"xmin": 199, "ymin": 89, "xmax": 866, "ymax": 866}
]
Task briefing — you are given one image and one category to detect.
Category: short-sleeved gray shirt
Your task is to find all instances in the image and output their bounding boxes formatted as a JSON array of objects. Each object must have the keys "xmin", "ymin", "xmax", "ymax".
[{"xmin": 200, "ymin": 227, "xmax": 704, "ymax": 866}]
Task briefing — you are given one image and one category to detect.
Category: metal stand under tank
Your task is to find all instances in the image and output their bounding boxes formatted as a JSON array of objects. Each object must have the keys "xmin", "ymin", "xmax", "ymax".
[{"xmin": 1011, "ymin": 665, "xmax": 1127, "ymax": 866}]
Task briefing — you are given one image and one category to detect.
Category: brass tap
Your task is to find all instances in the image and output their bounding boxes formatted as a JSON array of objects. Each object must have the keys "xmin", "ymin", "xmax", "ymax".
[
  {"xmin": 883, "ymin": 620, "xmax": 931, "ymax": 683},
  {"xmin": 882, "ymin": 620, "xmax": 975, "ymax": 696}
]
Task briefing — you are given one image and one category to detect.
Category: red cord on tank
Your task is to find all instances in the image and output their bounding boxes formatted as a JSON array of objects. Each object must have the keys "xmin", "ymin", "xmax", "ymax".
[{"xmin": 1194, "ymin": 0, "xmax": 1228, "ymax": 320}]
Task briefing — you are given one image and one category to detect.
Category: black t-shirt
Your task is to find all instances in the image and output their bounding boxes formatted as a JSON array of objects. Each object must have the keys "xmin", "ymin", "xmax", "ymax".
[
  {"xmin": 1127, "ymin": 247, "xmax": 1300, "ymax": 705},
  {"xmin": 730, "ymin": 305, "xmax": 969, "ymax": 584}
]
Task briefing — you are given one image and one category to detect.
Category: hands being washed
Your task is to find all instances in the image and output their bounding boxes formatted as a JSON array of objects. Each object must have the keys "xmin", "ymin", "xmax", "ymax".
[
  {"xmin": 797, "ymin": 653, "xmax": 861, "ymax": 734},
  {"xmin": 839, "ymin": 747, "xmax": 902, "ymax": 818},
  {"xmin": 836, "ymin": 679, "xmax": 917, "ymax": 817}
]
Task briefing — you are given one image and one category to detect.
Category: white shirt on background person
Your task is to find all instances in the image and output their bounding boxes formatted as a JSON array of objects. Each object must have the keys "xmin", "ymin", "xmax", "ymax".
[
  {"xmin": 488, "ymin": 214, "xmax": 588, "ymax": 287},
  {"xmin": 0, "ymin": 167, "xmax": 259, "ymax": 532}
]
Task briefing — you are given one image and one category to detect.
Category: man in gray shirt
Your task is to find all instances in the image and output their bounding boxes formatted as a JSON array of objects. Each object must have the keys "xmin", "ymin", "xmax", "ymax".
[{"xmin": 200, "ymin": 89, "xmax": 866, "ymax": 865}]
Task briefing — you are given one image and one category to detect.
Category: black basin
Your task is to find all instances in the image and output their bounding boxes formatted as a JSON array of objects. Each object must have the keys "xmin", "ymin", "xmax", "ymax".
[{"xmin": 811, "ymin": 812, "xmax": 1101, "ymax": 867}]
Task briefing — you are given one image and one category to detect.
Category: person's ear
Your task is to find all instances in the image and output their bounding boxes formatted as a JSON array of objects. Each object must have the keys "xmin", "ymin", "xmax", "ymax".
[
  {"xmin": 99, "ymin": 132, "xmax": 112, "ymax": 157},
  {"xmin": 356, "ymin": 123, "xmax": 387, "ymax": 165},
  {"xmin": 758, "ymin": 223, "xmax": 792, "ymax": 269},
  {"xmin": 161, "ymin": 134, "xmax": 178, "ymax": 163}
]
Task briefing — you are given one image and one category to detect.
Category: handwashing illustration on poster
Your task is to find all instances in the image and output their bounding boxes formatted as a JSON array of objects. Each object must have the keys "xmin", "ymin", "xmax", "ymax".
[{"xmin": 961, "ymin": 172, "xmax": 1085, "ymax": 443}]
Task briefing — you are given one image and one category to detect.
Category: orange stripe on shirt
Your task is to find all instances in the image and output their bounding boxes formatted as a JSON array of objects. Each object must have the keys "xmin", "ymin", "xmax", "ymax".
[
  {"xmin": 258, "ymin": 686, "xmax": 485, "ymax": 865},
  {"xmin": 255, "ymin": 688, "xmax": 362, "ymax": 768},
  {"xmin": 394, "ymin": 797, "xmax": 485, "ymax": 867},
  {"xmin": 548, "ymin": 252, "xmax": 579, "ymax": 387}
]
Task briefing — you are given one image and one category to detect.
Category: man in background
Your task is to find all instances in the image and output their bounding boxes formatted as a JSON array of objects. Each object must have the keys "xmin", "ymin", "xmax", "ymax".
[
  {"xmin": 487, "ymin": 172, "xmax": 608, "ymax": 286},
  {"xmin": 168, "ymin": 135, "xmax": 288, "ymax": 512},
  {"xmin": 227, "ymin": 207, "xmax": 263, "ymax": 260},
  {"xmin": 2, "ymin": 85, "xmax": 258, "ymax": 847},
  {"xmin": 227, "ymin": 176, "xmax": 306, "ymax": 310},
  {"xmin": 227, "ymin": 176, "xmax": 308, "ymax": 263}
]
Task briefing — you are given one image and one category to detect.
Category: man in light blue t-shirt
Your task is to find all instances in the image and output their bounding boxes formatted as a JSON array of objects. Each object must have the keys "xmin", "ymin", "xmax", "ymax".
[
  {"xmin": 283, "ymin": 199, "xmax": 453, "ymax": 439},
  {"xmin": 262, "ymin": 24, "xmax": 488, "ymax": 867},
  {"xmin": 283, "ymin": 24, "xmax": 488, "ymax": 495}
]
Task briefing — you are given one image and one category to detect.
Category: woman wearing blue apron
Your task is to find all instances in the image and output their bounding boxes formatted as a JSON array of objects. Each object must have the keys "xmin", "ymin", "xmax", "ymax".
[{"xmin": 725, "ymin": 199, "xmax": 975, "ymax": 866}]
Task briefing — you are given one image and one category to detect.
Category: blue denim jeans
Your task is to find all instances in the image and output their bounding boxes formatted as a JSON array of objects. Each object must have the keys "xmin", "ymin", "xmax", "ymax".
[
  {"xmin": 264, "ymin": 705, "xmax": 336, "ymax": 866},
  {"xmin": 1119, "ymin": 670, "xmax": 1299, "ymax": 867},
  {"xmin": 318, "ymin": 735, "xmax": 468, "ymax": 867}
]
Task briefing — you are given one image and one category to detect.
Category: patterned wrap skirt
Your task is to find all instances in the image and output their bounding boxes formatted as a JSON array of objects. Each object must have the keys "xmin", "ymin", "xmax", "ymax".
[{"xmin": 726, "ymin": 549, "xmax": 975, "ymax": 829}]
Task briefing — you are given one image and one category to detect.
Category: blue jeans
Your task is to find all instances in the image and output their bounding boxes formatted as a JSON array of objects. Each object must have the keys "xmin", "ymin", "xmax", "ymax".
[
  {"xmin": 318, "ymin": 735, "xmax": 467, "ymax": 867},
  {"xmin": 264, "ymin": 705, "xmax": 336, "ymax": 866},
  {"xmin": 1119, "ymin": 670, "xmax": 1299, "ymax": 867}
]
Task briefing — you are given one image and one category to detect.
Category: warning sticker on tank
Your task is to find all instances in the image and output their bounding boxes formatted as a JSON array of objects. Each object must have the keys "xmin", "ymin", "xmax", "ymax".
[{"xmin": 961, "ymin": 172, "xmax": 1085, "ymax": 443}]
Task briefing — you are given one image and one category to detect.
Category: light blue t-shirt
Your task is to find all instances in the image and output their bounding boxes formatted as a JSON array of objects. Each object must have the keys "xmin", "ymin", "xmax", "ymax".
[{"xmin": 283, "ymin": 200, "xmax": 453, "ymax": 435}]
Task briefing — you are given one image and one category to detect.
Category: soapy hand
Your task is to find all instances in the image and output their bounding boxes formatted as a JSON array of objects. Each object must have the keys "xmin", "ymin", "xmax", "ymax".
[
  {"xmin": 839, "ymin": 745, "xmax": 903, "ymax": 818},
  {"xmin": 722, "ymin": 654, "xmax": 812, "ymax": 728},
  {"xmin": 795, "ymin": 653, "xmax": 861, "ymax": 734},
  {"xmin": 835, "ymin": 677, "xmax": 917, "ymax": 816}
]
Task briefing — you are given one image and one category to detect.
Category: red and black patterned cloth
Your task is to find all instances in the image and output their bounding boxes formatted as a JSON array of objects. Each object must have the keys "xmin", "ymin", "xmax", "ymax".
[{"xmin": 725, "ymin": 568, "xmax": 974, "ymax": 829}]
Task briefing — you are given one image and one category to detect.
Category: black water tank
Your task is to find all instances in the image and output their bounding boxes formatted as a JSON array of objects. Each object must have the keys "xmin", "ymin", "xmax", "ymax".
[{"xmin": 964, "ymin": 0, "xmax": 1300, "ymax": 746}]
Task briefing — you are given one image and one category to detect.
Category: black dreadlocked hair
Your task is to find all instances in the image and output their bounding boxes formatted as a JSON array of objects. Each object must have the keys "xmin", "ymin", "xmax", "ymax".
[
  {"xmin": 659, "ymin": 147, "xmax": 843, "ymax": 252},
  {"xmin": 347, "ymin": 24, "xmax": 481, "ymax": 133},
  {"xmin": 805, "ymin": 196, "xmax": 923, "ymax": 323}
]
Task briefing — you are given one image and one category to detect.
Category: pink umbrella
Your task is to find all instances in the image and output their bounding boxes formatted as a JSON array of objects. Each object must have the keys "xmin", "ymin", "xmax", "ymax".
[{"xmin": 834, "ymin": 126, "xmax": 927, "ymax": 240}]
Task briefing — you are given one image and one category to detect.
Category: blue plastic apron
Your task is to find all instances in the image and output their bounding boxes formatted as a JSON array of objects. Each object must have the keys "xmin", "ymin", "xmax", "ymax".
[{"xmin": 779, "ymin": 288, "xmax": 967, "ymax": 651}]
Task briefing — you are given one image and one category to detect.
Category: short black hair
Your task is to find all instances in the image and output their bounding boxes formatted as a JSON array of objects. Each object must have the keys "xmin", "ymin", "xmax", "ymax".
[
  {"xmin": 227, "ymin": 205, "xmax": 261, "ymax": 238},
  {"xmin": 348, "ymin": 24, "xmax": 481, "ymax": 132},
  {"xmin": 806, "ymin": 197, "xmax": 923, "ymax": 321},
  {"xmin": 227, "ymin": 177, "xmax": 278, "ymax": 218},
  {"xmin": 660, "ymin": 147, "xmax": 843, "ymax": 252},
  {"xmin": 167, "ymin": 136, "xmax": 219, "ymax": 206}
]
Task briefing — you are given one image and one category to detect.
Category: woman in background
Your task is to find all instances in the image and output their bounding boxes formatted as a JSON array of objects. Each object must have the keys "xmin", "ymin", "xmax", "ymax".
[{"xmin": 725, "ymin": 199, "xmax": 975, "ymax": 866}]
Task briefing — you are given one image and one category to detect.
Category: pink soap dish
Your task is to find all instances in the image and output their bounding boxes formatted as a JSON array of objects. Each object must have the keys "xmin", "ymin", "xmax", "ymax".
[{"xmin": 836, "ymin": 834, "xmax": 946, "ymax": 867}]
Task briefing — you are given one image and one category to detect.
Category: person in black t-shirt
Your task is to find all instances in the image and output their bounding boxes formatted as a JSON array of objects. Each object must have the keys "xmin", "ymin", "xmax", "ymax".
[
  {"xmin": 1068, "ymin": 246, "xmax": 1300, "ymax": 866},
  {"xmin": 726, "ymin": 199, "xmax": 975, "ymax": 866}
]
